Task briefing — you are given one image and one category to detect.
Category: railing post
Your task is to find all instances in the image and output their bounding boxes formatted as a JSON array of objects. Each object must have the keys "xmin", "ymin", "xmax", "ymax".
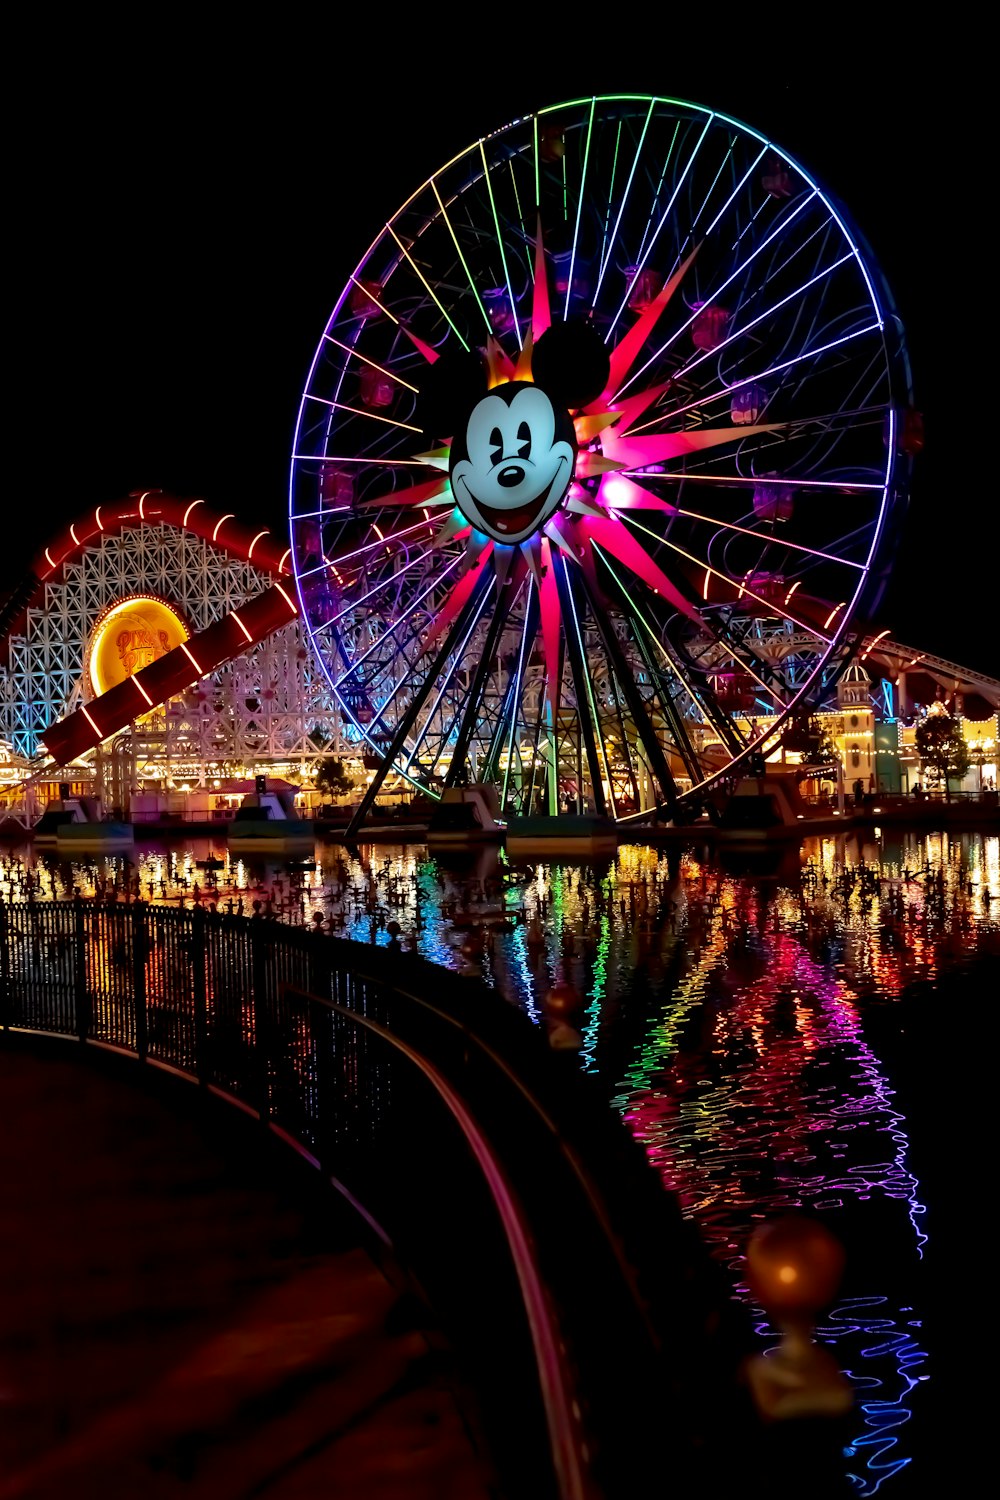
[
  {"xmin": 252, "ymin": 911, "xmax": 271, "ymax": 1120},
  {"xmin": 0, "ymin": 900, "xmax": 9, "ymax": 1031},
  {"xmin": 308, "ymin": 923, "xmax": 333, "ymax": 1006},
  {"xmin": 73, "ymin": 896, "xmax": 90, "ymax": 1042},
  {"xmin": 191, "ymin": 905, "xmax": 208, "ymax": 1081},
  {"xmin": 132, "ymin": 901, "xmax": 148, "ymax": 1060}
]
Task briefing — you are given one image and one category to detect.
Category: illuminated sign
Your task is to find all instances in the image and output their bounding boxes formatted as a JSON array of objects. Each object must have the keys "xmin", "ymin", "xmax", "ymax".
[{"xmin": 88, "ymin": 596, "xmax": 189, "ymax": 700}]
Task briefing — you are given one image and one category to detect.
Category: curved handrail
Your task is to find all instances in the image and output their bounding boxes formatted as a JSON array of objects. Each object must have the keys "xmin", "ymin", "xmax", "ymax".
[
  {"xmin": 330, "ymin": 967, "xmax": 664, "ymax": 1358},
  {"xmin": 325, "ymin": 995, "xmax": 595, "ymax": 1500}
]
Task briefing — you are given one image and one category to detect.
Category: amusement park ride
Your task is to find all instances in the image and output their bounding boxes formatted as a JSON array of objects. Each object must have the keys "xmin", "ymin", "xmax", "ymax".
[{"xmin": 1, "ymin": 97, "xmax": 997, "ymax": 836}]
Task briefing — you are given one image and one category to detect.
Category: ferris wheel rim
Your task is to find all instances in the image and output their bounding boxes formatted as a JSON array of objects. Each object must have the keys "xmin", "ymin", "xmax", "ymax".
[{"xmin": 289, "ymin": 95, "xmax": 913, "ymax": 820}]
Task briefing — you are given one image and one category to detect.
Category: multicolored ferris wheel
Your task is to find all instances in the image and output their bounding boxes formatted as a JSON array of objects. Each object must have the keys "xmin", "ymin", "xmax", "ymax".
[{"xmin": 289, "ymin": 95, "xmax": 916, "ymax": 825}]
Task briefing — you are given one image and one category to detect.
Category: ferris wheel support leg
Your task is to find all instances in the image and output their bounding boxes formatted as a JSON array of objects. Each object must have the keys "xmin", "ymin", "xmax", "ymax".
[
  {"xmin": 485, "ymin": 585, "xmax": 541, "ymax": 795},
  {"xmin": 344, "ymin": 574, "xmax": 491, "ymax": 838},
  {"xmin": 580, "ymin": 570, "xmax": 681, "ymax": 817},
  {"xmin": 443, "ymin": 586, "xmax": 517, "ymax": 790},
  {"xmin": 554, "ymin": 557, "xmax": 609, "ymax": 818}
]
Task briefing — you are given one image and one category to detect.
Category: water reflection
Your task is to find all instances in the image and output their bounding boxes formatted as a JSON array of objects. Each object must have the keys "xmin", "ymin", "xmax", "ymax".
[{"xmin": 2, "ymin": 827, "xmax": 997, "ymax": 1495}]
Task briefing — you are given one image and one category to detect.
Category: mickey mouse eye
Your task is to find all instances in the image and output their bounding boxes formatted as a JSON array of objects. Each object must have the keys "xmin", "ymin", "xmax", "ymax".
[
  {"xmin": 516, "ymin": 421, "xmax": 531, "ymax": 460},
  {"xmin": 489, "ymin": 426, "xmax": 504, "ymax": 465}
]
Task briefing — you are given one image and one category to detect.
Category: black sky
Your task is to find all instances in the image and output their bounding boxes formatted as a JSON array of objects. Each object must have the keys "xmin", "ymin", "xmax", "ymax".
[{"xmin": 10, "ymin": 36, "xmax": 992, "ymax": 678}]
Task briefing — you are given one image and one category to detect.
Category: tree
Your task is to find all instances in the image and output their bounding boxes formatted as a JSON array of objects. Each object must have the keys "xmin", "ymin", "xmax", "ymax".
[
  {"xmin": 782, "ymin": 713, "xmax": 838, "ymax": 771},
  {"xmin": 800, "ymin": 720, "xmax": 839, "ymax": 771},
  {"xmin": 314, "ymin": 756, "xmax": 355, "ymax": 801},
  {"xmin": 914, "ymin": 710, "xmax": 969, "ymax": 801}
]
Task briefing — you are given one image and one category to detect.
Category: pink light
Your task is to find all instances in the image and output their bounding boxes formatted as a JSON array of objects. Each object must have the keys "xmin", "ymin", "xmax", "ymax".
[
  {"xmin": 602, "ymin": 475, "xmax": 632, "ymax": 506},
  {"xmin": 579, "ymin": 514, "xmax": 700, "ymax": 622},
  {"xmin": 539, "ymin": 539, "xmax": 561, "ymax": 718}
]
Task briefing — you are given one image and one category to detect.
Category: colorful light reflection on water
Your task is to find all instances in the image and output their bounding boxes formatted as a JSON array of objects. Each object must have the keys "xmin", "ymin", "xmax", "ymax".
[{"xmin": 3, "ymin": 826, "xmax": 997, "ymax": 1495}]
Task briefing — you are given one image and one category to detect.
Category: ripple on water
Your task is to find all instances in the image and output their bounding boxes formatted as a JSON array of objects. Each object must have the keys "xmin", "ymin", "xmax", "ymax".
[{"xmin": 2, "ymin": 827, "xmax": 997, "ymax": 1495}]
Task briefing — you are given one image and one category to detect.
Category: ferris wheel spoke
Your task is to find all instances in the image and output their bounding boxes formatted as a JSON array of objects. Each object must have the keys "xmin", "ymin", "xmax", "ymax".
[
  {"xmin": 590, "ymin": 98, "xmax": 656, "ymax": 309},
  {"xmin": 605, "ymin": 112, "xmax": 715, "ymax": 348},
  {"xmin": 671, "ymin": 507, "xmax": 868, "ymax": 570},
  {"xmin": 619, "ymin": 186, "xmax": 820, "ymax": 396},
  {"xmin": 618, "ymin": 514, "xmax": 835, "ymax": 644}
]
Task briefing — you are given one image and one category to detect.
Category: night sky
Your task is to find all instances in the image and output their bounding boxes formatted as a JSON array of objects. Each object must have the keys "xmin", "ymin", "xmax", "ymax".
[{"xmin": 10, "ymin": 39, "xmax": 990, "ymax": 678}]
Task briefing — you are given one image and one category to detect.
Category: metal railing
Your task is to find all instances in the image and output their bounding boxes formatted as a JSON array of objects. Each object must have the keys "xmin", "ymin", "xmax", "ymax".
[{"xmin": 0, "ymin": 897, "xmax": 760, "ymax": 1498}]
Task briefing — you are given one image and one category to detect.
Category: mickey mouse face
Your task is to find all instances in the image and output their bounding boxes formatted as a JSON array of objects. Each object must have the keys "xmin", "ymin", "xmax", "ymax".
[{"xmin": 449, "ymin": 382, "xmax": 576, "ymax": 545}]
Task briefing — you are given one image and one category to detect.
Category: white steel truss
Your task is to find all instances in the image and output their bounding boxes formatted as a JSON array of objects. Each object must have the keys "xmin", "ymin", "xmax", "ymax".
[{"xmin": 0, "ymin": 524, "xmax": 345, "ymax": 768}]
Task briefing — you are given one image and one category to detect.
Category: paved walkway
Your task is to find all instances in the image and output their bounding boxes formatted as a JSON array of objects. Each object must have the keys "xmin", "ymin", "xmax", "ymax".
[{"xmin": 0, "ymin": 1041, "xmax": 498, "ymax": 1499}]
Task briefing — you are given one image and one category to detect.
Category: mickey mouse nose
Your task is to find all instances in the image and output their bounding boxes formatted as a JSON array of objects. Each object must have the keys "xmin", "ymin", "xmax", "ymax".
[{"xmin": 497, "ymin": 465, "xmax": 525, "ymax": 489}]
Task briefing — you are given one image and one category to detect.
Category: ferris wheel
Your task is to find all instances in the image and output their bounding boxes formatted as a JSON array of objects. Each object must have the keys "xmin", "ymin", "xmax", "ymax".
[{"xmin": 289, "ymin": 95, "xmax": 915, "ymax": 825}]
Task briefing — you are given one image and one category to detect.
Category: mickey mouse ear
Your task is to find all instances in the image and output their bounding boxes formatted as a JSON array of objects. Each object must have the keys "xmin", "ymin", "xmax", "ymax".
[
  {"xmin": 531, "ymin": 319, "xmax": 610, "ymax": 410},
  {"xmin": 414, "ymin": 346, "xmax": 489, "ymax": 441}
]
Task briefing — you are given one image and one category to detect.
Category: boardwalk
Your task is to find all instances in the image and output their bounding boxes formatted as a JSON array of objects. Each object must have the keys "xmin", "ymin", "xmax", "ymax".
[{"xmin": 0, "ymin": 1042, "xmax": 497, "ymax": 1499}]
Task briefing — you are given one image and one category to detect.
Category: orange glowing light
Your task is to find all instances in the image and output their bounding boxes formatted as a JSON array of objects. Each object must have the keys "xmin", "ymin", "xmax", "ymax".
[{"xmin": 88, "ymin": 597, "xmax": 189, "ymax": 700}]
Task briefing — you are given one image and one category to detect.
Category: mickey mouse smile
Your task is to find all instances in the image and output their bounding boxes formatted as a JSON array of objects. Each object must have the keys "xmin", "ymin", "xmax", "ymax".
[{"xmin": 454, "ymin": 471, "xmax": 569, "ymax": 538}]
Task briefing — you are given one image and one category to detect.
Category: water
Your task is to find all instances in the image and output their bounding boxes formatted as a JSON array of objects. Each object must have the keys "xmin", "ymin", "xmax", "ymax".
[{"xmin": 3, "ymin": 825, "xmax": 997, "ymax": 1496}]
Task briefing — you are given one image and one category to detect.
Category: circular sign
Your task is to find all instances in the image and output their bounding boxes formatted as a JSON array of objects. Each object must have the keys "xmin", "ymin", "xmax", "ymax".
[{"xmin": 88, "ymin": 596, "xmax": 189, "ymax": 699}]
